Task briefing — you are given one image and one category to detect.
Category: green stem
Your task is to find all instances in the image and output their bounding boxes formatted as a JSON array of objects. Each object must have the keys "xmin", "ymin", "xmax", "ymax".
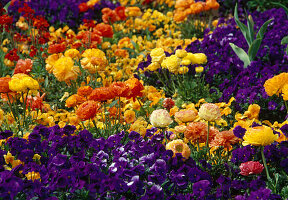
[
  {"xmin": 92, "ymin": 119, "xmax": 103, "ymax": 138},
  {"xmin": 261, "ymin": 146, "xmax": 271, "ymax": 180},
  {"xmin": 206, "ymin": 121, "xmax": 210, "ymax": 148}
]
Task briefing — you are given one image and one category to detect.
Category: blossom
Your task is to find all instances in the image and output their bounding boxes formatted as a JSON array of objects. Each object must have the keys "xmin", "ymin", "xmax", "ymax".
[
  {"xmin": 150, "ymin": 109, "xmax": 173, "ymax": 128},
  {"xmin": 81, "ymin": 49, "xmax": 107, "ymax": 74},
  {"xmin": 14, "ymin": 58, "xmax": 33, "ymax": 74},
  {"xmin": 0, "ymin": 77, "xmax": 12, "ymax": 93},
  {"xmin": 243, "ymin": 104, "xmax": 260, "ymax": 119},
  {"xmin": 65, "ymin": 94, "xmax": 86, "ymax": 108},
  {"xmin": 25, "ymin": 171, "xmax": 41, "ymax": 182},
  {"xmin": 163, "ymin": 98, "xmax": 175, "ymax": 111},
  {"xmin": 161, "ymin": 55, "xmax": 181, "ymax": 74},
  {"xmin": 174, "ymin": 109, "xmax": 197, "ymax": 123},
  {"xmin": 125, "ymin": 78, "xmax": 144, "ymax": 100},
  {"xmin": 126, "ymin": 7, "xmax": 142, "ymax": 17},
  {"xmin": 95, "ymin": 23, "xmax": 114, "ymax": 38},
  {"xmin": 239, "ymin": 161, "xmax": 264, "ymax": 176},
  {"xmin": 76, "ymin": 100, "xmax": 101, "ymax": 120},
  {"xmin": 210, "ymin": 130, "xmax": 240, "ymax": 148},
  {"xmin": 77, "ymin": 86, "xmax": 93, "ymax": 97},
  {"xmin": 198, "ymin": 103, "xmax": 221, "ymax": 121},
  {"xmin": 8, "ymin": 73, "xmax": 39, "ymax": 92},
  {"xmin": 64, "ymin": 49, "xmax": 80, "ymax": 59},
  {"xmin": 166, "ymin": 139, "xmax": 191, "ymax": 159},
  {"xmin": 88, "ymin": 87, "xmax": 116, "ymax": 102},
  {"xmin": 242, "ymin": 126, "xmax": 279, "ymax": 146},
  {"xmin": 53, "ymin": 56, "xmax": 79, "ymax": 82},
  {"xmin": 184, "ymin": 122, "xmax": 218, "ymax": 143},
  {"xmin": 124, "ymin": 110, "xmax": 136, "ymax": 124},
  {"xmin": 264, "ymin": 73, "xmax": 288, "ymax": 97},
  {"xmin": 150, "ymin": 48, "xmax": 166, "ymax": 63}
]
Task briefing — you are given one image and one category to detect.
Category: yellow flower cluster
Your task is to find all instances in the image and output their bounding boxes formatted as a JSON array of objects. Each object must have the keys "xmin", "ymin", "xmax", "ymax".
[{"xmin": 8, "ymin": 74, "xmax": 39, "ymax": 92}]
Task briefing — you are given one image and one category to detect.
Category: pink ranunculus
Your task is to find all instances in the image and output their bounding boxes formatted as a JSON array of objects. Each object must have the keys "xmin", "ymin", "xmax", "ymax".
[{"xmin": 239, "ymin": 161, "xmax": 264, "ymax": 176}]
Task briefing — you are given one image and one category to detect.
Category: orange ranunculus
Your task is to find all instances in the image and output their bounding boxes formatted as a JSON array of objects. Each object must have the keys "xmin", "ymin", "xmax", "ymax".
[
  {"xmin": 125, "ymin": 78, "xmax": 144, "ymax": 101},
  {"xmin": 115, "ymin": 6, "xmax": 127, "ymax": 21},
  {"xmin": 174, "ymin": 12, "xmax": 187, "ymax": 22},
  {"xmin": 76, "ymin": 31, "xmax": 102, "ymax": 48},
  {"xmin": 0, "ymin": 77, "xmax": 12, "ymax": 93},
  {"xmin": 210, "ymin": 130, "xmax": 240, "ymax": 148},
  {"xmin": 110, "ymin": 82, "xmax": 131, "ymax": 97},
  {"xmin": 88, "ymin": 87, "xmax": 116, "ymax": 102},
  {"xmin": 185, "ymin": 122, "xmax": 219, "ymax": 143},
  {"xmin": 14, "ymin": 58, "xmax": 33, "ymax": 74},
  {"xmin": 101, "ymin": 8, "xmax": 120, "ymax": 24},
  {"xmin": 205, "ymin": 0, "xmax": 219, "ymax": 10},
  {"xmin": 95, "ymin": 23, "xmax": 113, "ymax": 38},
  {"xmin": 114, "ymin": 49, "xmax": 129, "ymax": 58},
  {"xmin": 190, "ymin": 2, "xmax": 205, "ymax": 14},
  {"xmin": 65, "ymin": 94, "xmax": 87, "ymax": 108},
  {"xmin": 76, "ymin": 100, "xmax": 101, "ymax": 121},
  {"xmin": 77, "ymin": 86, "xmax": 93, "ymax": 97},
  {"xmin": 47, "ymin": 43, "xmax": 66, "ymax": 54}
]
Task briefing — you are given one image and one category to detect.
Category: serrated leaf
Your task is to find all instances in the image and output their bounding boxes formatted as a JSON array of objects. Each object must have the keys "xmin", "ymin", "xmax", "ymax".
[
  {"xmin": 256, "ymin": 18, "xmax": 273, "ymax": 39},
  {"xmin": 248, "ymin": 38, "xmax": 262, "ymax": 61},
  {"xmin": 229, "ymin": 43, "xmax": 250, "ymax": 68},
  {"xmin": 281, "ymin": 36, "xmax": 288, "ymax": 45}
]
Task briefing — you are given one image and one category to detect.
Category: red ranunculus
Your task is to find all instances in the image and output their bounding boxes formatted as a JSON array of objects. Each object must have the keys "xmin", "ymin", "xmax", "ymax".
[{"xmin": 239, "ymin": 161, "xmax": 264, "ymax": 176}]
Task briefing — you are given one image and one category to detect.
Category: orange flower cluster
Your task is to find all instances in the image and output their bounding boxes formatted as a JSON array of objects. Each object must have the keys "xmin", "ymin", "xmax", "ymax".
[
  {"xmin": 174, "ymin": 0, "xmax": 220, "ymax": 22},
  {"xmin": 76, "ymin": 30, "xmax": 102, "ymax": 49},
  {"xmin": 184, "ymin": 121, "xmax": 219, "ymax": 143},
  {"xmin": 95, "ymin": 23, "xmax": 114, "ymax": 38},
  {"xmin": 102, "ymin": 6, "xmax": 127, "ymax": 24},
  {"xmin": 88, "ymin": 78, "xmax": 144, "ymax": 102},
  {"xmin": 66, "ymin": 86, "xmax": 93, "ymax": 108},
  {"xmin": 47, "ymin": 43, "xmax": 66, "ymax": 54}
]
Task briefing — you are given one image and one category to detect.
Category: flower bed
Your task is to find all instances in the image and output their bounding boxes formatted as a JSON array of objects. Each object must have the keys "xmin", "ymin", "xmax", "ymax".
[{"xmin": 0, "ymin": 0, "xmax": 288, "ymax": 199}]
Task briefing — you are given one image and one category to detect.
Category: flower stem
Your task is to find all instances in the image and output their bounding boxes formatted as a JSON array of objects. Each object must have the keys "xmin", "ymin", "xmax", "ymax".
[
  {"xmin": 206, "ymin": 121, "xmax": 210, "ymax": 148},
  {"xmin": 261, "ymin": 146, "xmax": 271, "ymax": 180}
]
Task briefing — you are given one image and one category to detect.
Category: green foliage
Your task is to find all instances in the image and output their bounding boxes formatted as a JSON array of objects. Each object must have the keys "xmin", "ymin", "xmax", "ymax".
[
  {"xmin": 281, "ymin": 35, "xmax": 288, "ymax": 55},
  {"xmin": 229, "ymin": 4, "xmax": 273, "ymax": 68}
]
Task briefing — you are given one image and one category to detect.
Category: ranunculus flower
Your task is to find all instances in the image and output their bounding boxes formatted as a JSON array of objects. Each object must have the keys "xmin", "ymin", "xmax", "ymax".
[
  {"xmin": 0, "ymin": 77, "xmax": 12, "ymax": 93},
  {"xmin": 14, "ymin": 58, "xmax": 33, "ymax": 74},
  {"xmin": 76, "ymin": 100, "xmax": 101, "ymax": 121},
  {"xmin": 150, "ymin": 109, "xmax": 173, "ymax": 128},
  {"xmin": 198, "ymin": 103, "xmax": 221, "ymax": 121},
  {"xmin": 242, "ymin": 125, "xmax": 278, "ymax": 146},
  {"xmin": 166, "ymin": 139, "xmax": 191, "ymax": 159},
  {"xmin": 239, "ymin": 161, "xmax": 264, "ymax": 176},
  {"xmin": 150, "ymin": 48, "xmax": 166, "ymax": 63},
  {"xmin": 175, "ymin": 109, "xmax": 197, "ymax": 123}
]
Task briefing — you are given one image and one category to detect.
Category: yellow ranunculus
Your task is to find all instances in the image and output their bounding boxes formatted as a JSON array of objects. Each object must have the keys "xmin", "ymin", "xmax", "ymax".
[
  {"xmin": 162, "ymin": 55, "xmax": 181, "ymax": 74},
  {"xmin": 243, "ymin": 126, "xmax": 279, "ymax": 146},
  {"xmin": 53, "ymin": 56, "xmax": 79, "ymax": 82},
  {"xmin": 150, "ymin": 48, "xmax": 166, "ymax": 63}
]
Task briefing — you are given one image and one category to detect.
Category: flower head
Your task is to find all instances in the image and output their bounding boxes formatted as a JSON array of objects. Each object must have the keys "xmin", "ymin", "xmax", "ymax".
[
  {"xmin": 76, "ymin": 100, "xmax": 101, "ymax": 121},
  {"xmin": 14, "ymin": 58, "xmax": 33, "ymax": 74},
  {"xmin": 53, "ymin": 56, "xmax": 79, "ymax": 82},
  {"xmin": 175, "ymin": 109, "xmax": 197, "ymax": 123},
  {"xmin": 166, "ymin": 139, "xmax": 191, "ymax": 159},
  {"xmin": 198, "ymin": 103, "xmax": 221, "ymax": 121},
  {"xmin": 150, "ymin": 109, "xmax": 173, "ymax": 128},
  {"xmin": 239, "ymin": 161, "xmax": 264, "ymax": 176},
  {"xmin": 150, "ymin": 48, "xmax": 166, "ymax": 63},
  {"xmin": 0, "ymin": 77, "xmax": 12, "ymax": 93},
  {"xmin": 242, "ymin": 126, "xmax": 278, "ymax": 146}
]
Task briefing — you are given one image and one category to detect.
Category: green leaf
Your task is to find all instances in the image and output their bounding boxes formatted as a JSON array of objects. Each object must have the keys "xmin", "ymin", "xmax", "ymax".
[
  {"xmin": 281, "ymin": 186, "xmax": 288, "ymax": 199},
  {"xmin": 281, "ymin": 36, "xmax": 288, "ymax": 45},
  {"xmin": 229, "ymin": 43, "xmax": 251, "ymax": 68},
  {"xmin": 4, "ymin": 2, "xmax": 11, "ymax": 11},
  {"xmin": 247, "ymin": 15, "xmax": 255, "ymax": 47},
  {"xmin": 256, "ymin": 18, "xmax": 273, "ymax": 39},
  {"xmin": 109, "ymin": 99, "xmax": 119, "ymax": 108},
  {"xmin": 234, "ymin": 4, "xmax": 249, "ymax": 43},
  {"xmin": 271, "ymin": 2, "xmax": 288, "ymax": 18},
  {"xmin": 248, "ymin": 38, "xmax": 262, "ymax": 61}
]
